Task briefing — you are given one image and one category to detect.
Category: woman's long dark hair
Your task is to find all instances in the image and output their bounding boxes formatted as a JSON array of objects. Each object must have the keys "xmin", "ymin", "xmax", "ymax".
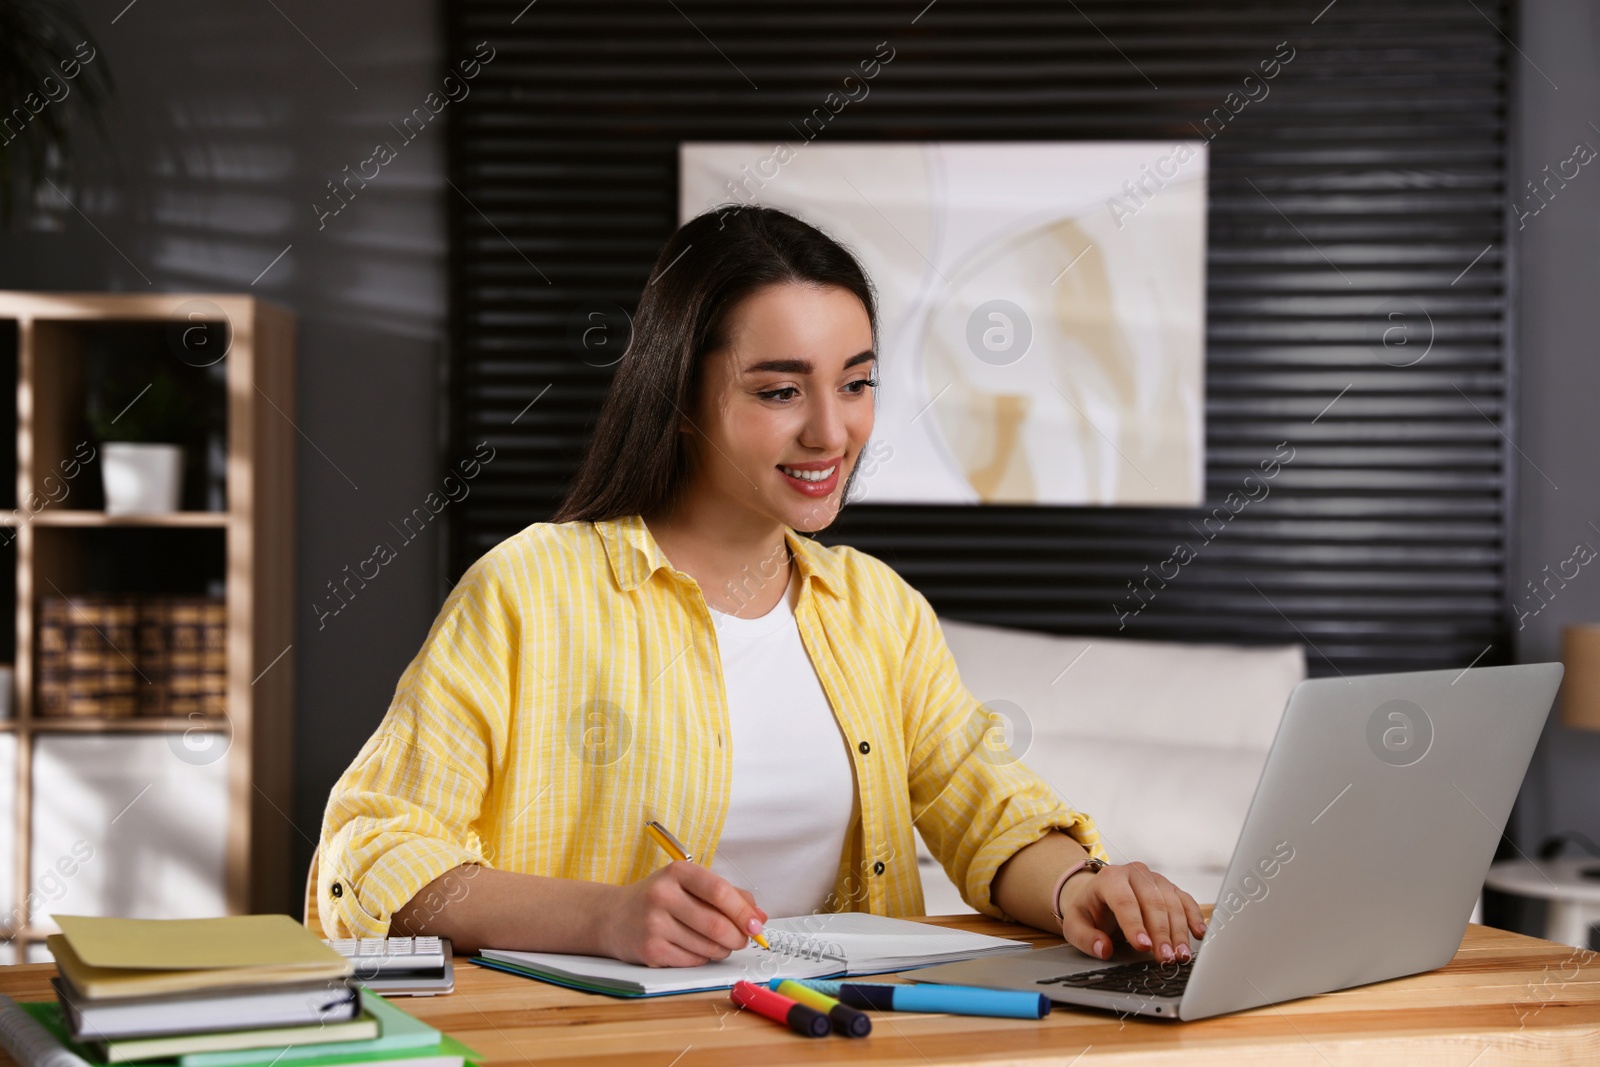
[{"xmin": 552, "ymin": 205, "xmax": 879, "ymax": 524}]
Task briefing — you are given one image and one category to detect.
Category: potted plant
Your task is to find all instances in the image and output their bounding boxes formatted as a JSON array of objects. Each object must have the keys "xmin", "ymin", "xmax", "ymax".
[{"xmin": 88, "ymin": 367, "xmax": 204, "ymax": 514}]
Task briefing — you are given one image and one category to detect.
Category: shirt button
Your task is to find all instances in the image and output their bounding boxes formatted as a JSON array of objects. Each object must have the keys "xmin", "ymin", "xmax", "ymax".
[
  {"xmin": 873, "ymin": 861, "xmax": 885, "ymax": 875},
  {"xmin": 858, "ymin": 740, "xmax": 871, "ymax": 754},
  {"xmin": 330, "ymin": 881, "xmax": 343, "ymax": 898}
]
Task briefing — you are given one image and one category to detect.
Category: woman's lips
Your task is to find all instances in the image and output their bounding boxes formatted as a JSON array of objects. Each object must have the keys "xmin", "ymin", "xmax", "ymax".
[{"xmin": 778, "ymin": 462, "xmax": 840, "ymax": 497}]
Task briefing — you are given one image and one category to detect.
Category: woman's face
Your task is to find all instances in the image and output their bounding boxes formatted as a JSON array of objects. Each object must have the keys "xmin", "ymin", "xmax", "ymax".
[{"xmin": 684, "ymin": 281, "xmax": 876, "ymax": 533}]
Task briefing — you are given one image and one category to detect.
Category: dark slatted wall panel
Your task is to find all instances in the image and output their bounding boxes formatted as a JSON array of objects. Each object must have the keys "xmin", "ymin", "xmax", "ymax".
[{"xmin": 446, "ymin": 0, "xmax": 1514, "ymax": 677}]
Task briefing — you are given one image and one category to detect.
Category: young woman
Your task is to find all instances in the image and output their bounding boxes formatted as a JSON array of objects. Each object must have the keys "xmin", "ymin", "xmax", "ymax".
[{"xmin": 311, "ymin": 206, "xmax": 1205, "ymax": 968}]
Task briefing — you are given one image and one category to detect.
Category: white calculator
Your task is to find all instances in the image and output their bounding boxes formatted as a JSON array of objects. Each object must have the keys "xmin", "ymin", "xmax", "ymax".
[{"xmin": 323, "ymin": 935, "xmax": 455, "ymax": 995}]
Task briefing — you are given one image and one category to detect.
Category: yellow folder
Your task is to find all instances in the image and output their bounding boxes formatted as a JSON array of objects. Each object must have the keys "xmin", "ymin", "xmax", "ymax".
[{"xmin": 51, "ymin": 915, "xmax": 351, "ymax": 1000}]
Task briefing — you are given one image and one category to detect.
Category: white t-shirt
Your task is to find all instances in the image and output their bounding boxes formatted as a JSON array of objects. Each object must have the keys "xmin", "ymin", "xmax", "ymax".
[{"xmin": 707, "ymin": 571, "xmax": 857, "ymax": 918}]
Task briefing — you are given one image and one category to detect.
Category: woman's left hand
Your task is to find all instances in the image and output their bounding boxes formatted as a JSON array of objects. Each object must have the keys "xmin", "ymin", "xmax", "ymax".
[{"xmin": 1056, "ymin": 861, "xmax": 1206, "ymax": 963}]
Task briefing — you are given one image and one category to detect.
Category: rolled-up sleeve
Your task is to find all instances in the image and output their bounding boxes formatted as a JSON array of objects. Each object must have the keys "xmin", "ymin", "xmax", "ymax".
[
  {"xmin": 900, "ymin": 588, "xmax": 1106, "ymax": 921},
  {"xmin": 314, "ymin": 556, "xmax": 516, "ymax": 938}
]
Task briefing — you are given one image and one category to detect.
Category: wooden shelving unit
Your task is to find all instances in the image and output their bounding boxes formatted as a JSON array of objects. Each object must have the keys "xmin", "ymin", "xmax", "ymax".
[
  {"xmin": 24, "ymin": 510, "xmax": 233, "ymax": 527},
  {"xmin": 0, "ymin": 294, "xmax": 296, "ymax": 962}
]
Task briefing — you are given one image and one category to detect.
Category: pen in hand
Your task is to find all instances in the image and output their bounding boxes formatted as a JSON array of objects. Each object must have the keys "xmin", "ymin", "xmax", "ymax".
[{"xmin": 644, "ymin": 819, "xmax": 772, "ymax": 950}]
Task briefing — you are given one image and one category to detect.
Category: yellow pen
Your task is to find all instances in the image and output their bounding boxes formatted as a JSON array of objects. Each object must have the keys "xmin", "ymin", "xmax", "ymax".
[{"xmin": 644, "ymin": 819, "xmax": 771, "ymax": 949}]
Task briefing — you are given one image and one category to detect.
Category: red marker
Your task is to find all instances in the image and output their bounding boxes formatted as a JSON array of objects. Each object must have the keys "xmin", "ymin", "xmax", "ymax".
[{"xmin": 730, "ymin": 980, "xmax": 831, "ymax": 1037}]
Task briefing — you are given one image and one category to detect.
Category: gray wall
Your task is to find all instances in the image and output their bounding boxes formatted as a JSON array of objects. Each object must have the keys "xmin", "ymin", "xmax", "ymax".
[
  {"xmin": 1511, "ymin": 1, "xmax": 1600, "ymax": 865},
  {"xmin": 0, "ymin": 0, "xmax": 451, "ymax": 905}
]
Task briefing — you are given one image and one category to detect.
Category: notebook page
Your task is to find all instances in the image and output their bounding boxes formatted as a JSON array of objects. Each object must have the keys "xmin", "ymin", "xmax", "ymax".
[
  {"xmin": 478, "ymin": 942, "xmax": 839, "ymax": 995},
  {"xmin": 761, "ymin": 913, "xmax": 1032, "ymax": 973},
  {"xmin": 478, "ymin": 914, "xmax": 1030, "ymax": 994}
]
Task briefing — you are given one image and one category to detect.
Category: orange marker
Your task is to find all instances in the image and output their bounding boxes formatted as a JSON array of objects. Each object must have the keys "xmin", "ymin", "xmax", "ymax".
[{"xmin": 643, "ymin": 819, "xmax": 771, "ymax": 949}]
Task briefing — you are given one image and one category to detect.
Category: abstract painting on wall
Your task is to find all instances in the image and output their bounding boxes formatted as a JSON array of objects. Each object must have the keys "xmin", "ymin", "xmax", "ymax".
[{"xmin": 680, "ymin": 142, "xmax": 1207, "ymax": 506}]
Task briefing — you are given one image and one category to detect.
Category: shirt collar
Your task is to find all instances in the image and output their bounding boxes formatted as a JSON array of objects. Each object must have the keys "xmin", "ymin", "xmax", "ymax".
[{"xmin": 594, "ymin": 514, "xmax": 845, "ymax": 599}]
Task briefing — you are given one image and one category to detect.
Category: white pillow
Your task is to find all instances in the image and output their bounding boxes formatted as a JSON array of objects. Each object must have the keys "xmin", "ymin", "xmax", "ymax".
[
  {"xmin": 918, "ymin": 618, "xmax": 1306, "ymax": 908},
  {"xmin": 937, "ymin": 619, "xmax": 1304, "ymax": 749},
  {"xmin": 1022, "ymin": 737, "xmax": 1270, "ymax": 872}
]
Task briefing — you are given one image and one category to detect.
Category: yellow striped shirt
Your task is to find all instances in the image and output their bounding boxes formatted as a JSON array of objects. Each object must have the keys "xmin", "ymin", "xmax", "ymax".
[{"xmin": 310, "ymin": 515, "xmax": 1105, "ymax": 938}]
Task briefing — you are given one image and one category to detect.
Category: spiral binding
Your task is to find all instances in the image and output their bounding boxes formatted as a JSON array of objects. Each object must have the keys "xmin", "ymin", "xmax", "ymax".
[
  {"xmin": 0, "ymin": 995, "xmax": 92, "ymax": 1067},
  {"xmin": 764, "ymin": 929, "xmax": 845, "ymax": 962}
]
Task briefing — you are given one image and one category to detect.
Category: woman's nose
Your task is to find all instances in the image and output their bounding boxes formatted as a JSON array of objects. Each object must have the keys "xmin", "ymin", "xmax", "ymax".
[{"xmin": 800, "ymin": 392, "xmax": 850, "ymax": 452}]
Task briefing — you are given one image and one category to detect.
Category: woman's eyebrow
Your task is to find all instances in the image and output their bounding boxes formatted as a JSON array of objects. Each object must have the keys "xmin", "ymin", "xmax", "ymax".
[{"xmin": 744, "ymin": 350, "xmax": 876, "ymax": 374}]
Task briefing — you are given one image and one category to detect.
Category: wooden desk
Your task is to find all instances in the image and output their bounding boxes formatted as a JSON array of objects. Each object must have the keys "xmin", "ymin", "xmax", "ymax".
[{"xmin": 3, "ymin": 916, "xmax": 1597, "ymax": 1066}]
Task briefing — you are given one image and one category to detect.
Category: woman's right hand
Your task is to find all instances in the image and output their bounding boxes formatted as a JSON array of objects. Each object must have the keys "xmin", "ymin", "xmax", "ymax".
[{"xmin": 599, "ymin": 860, "xmax": 769, "ymax": 967}]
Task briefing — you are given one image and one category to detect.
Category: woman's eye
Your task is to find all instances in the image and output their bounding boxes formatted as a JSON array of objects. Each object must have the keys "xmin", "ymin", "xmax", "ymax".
[{"xmin": 760, "ymin": 378, "xmax": 874, "ymax": 402}]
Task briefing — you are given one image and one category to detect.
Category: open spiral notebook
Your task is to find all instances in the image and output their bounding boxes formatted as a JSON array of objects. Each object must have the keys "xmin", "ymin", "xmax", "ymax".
[{"xmin": 471, "ymin": 913, "xmax": 1032, "ymax": 997}]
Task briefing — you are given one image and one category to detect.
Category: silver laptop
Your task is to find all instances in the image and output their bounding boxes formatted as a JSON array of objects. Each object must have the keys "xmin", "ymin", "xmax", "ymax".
[{"xmin": 912, "ymin": 663, "xmax": 1563, "ymax": 1021}]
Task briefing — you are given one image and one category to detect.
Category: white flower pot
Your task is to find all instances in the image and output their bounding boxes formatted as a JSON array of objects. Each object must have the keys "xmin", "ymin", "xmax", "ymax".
[{"xmin": 102, "ymin": 442, "xmax": 185, "ymax": 515}]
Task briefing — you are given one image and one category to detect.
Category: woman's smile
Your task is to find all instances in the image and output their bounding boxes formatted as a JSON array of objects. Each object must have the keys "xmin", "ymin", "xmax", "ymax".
[{"xmin": 777, "ymin": 457, "xmax": 842, "ymax": 496}]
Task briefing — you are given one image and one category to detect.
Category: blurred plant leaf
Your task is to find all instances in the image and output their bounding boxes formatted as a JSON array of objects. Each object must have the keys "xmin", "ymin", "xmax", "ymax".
[{"xmin": 0, "ymin": 0, "xmax": 114, "ymax": 226}]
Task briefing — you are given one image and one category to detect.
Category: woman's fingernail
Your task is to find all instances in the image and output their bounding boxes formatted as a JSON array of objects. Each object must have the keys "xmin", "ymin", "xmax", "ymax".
[
  {"xmin": 1136, "ymin": 933, "xmax": 1152, "ymax": 949},
  {"xmin": 747, "ymin": 917, "xmax": 764, "ymax": 935},
  {"xmin": 1157, "ymin": 943, "xmax": 1173, "ymax": 961}
]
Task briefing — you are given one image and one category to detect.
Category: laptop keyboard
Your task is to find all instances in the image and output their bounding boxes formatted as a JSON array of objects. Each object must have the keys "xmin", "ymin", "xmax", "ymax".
[{"xmin": 1037, "ymin": 957, "xmax": 1194, "ymax": 998}]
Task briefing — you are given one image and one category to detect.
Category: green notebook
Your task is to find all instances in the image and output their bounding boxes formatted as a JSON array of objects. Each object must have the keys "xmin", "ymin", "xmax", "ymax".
[
  {"xmin": 19, "ymin": 991, "xmax": 479, "ymax": 1067},
  {"xmin": 175, "ymin": 1035, "xmax": 478, "ymax": 1067},
  {"xmin": 180, "ymin": 990, "xmax": 440, "ymax": 1067},
  {"xmin": 95, "ymin": 1017, "xmax": 378, "ymax": 1063}
]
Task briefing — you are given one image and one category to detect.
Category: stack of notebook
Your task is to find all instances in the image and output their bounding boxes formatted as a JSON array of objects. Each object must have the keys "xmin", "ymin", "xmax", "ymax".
[{"xmin": 5, "ymin": 915, "xmax": 476, "ymax": 1067}]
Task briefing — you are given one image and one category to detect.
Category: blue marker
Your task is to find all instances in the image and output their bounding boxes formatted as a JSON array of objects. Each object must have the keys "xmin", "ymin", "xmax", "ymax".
[{"xmin": 795, "ymin": 979, "xmax": 1050, "ymax": 1020}]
